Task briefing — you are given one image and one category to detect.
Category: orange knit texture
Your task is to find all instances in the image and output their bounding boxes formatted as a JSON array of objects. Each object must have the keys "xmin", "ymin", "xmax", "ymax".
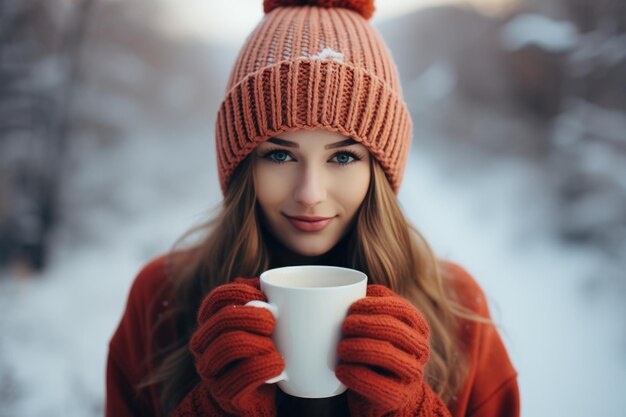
[
  {"xmin": 215, "ymin": 1, "xmax": 412, "ymax": 194},
  {"xmin": 264, "ymin": 0, "xmax": 376, "ymax": 20},
  {"xmin": 336, "ymin": 285, "xmax": 452, "ymax": 417},
  {"xmin": 174, "ymin": 278, "xmax": 285, "ymax": 417}
]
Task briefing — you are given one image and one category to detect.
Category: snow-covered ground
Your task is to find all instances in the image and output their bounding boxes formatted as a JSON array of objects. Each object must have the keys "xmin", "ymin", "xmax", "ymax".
[{"xmin": 1, "ymin": 125, "xmax": 625, "ymax": 416}]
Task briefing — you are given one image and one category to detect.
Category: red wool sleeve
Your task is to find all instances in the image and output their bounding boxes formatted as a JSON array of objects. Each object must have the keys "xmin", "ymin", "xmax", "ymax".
[
  {"xmin": 105, "ymin": 255, "xmax": 175, "ymax": 417},
  {"xmin": 442, "ymin": 262, "xmax": 520, "ymax": 417}
]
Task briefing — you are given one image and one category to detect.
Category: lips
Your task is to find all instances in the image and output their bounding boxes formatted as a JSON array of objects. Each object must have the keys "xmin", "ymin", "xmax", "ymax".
[{"xmin": 284, "ymin": 214, "xmax": 335, "ymax": 232}]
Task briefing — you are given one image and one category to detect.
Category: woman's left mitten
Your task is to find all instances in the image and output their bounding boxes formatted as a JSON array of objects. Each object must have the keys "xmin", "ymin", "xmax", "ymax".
[{"xmin": 335, "ymin": 285, "xmax": 451, "ymax": 417}]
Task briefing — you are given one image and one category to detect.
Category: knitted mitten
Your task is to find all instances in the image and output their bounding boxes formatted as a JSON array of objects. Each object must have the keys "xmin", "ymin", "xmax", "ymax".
[
  {"xmin": 335, "ymin": 285, "xmax": 451, "ymax": 417},
  {"xmin": 172, "ymin": 278, "xmax": 285, "ymax": 417}
]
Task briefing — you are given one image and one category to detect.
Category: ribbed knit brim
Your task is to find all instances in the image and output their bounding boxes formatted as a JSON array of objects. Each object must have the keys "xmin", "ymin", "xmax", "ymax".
[{"xmin": 215, "ymin": 6, "xmax": 412, "ymax": 194}]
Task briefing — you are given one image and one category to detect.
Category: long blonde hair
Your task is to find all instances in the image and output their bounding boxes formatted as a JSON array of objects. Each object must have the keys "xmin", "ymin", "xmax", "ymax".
[{"xmin": 142, "ymin": 155, "xmax": 475, "ymax": 415}]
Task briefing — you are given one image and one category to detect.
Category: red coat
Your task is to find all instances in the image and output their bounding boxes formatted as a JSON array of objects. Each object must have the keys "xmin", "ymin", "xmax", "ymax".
[{"xmin": 106, "ymin": 255, "xmax": 519, "ymax": 417}]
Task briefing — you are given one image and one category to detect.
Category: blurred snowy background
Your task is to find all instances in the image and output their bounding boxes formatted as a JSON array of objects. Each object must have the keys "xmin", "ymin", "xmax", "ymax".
[{"xmin": 1, "ymin": 0, "xmax": 625, "ymax": 416}]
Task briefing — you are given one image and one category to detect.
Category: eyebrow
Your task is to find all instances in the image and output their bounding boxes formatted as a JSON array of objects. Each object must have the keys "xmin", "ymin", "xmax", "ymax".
[{"xmin": 267, "ymin": 137, "xmax": 358, "ymax": 149}]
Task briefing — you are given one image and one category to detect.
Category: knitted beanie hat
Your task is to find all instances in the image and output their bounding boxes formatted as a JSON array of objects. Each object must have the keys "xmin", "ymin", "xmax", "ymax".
[{"xmin": 216, "ymin": 0, "xmax": 412, "ymax": 194}]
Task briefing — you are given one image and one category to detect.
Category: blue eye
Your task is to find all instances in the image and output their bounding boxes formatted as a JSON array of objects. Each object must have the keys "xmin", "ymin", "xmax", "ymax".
[
  {"xmin": 330, "ymin": 152, "xmax": 360, "ymax": 165},
  {"xmin": 264, "ymin": 149, "xmax": 294, "ymax": 164},
  {"xmin": 271, "ymin": 151, "xmax": 288, "ymax": 162}
]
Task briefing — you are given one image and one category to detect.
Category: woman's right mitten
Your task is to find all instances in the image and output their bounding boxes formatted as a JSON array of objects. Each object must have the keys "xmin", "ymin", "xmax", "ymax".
[{"xmin": 173, "ymin": 278, "xmax": 285, "ymax": 417}]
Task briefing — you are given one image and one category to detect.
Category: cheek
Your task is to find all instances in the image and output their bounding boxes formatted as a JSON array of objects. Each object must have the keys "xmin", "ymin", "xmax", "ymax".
[
  {"xmin": 330, "ymin": 166, "xmax": 370, "ymax": 210},
  {"xmin": 253, "ymin": 164, "xmax": 289, "ymax": 210}
]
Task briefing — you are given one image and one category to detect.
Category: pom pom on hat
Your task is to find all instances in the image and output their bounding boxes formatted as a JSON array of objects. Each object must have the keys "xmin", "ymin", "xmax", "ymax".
[{"xmin": 264, "ymin": 0, "xmax": 375, "ymax": 20}]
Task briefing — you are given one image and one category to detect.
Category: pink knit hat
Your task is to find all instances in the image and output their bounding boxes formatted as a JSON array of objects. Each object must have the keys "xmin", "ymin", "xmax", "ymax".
[{"xmin": 216, "ymin": 0, "xmax": 412, "ymax": 194}]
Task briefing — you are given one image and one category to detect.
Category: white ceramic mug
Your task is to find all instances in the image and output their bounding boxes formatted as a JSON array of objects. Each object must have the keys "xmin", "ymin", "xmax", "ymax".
[{"xmin": 245, "ymin": 265, "xmax": 367, "ymax": 398}]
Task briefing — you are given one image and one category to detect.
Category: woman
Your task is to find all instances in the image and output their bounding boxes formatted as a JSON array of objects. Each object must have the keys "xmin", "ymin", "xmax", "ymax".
[{"xmin": 106, "ymin": 1, "xmax": 519, "ymax": 416}]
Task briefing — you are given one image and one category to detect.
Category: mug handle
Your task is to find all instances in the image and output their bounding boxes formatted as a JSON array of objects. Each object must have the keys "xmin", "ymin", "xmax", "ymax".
[{"xmin": 245, "ymin": 300, "xmax": 288, "ymax": 384}]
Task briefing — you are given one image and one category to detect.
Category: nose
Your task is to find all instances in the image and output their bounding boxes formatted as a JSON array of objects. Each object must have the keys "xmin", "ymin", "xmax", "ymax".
[{"xmin": 293, "ymin": 164, "xmax": 327, "ymax": 207}]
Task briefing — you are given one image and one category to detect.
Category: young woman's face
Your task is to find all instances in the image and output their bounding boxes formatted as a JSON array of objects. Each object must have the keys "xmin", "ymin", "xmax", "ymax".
[{"xmin": 253, "ymin": 129, "xmax": 371, "ymax": 257}]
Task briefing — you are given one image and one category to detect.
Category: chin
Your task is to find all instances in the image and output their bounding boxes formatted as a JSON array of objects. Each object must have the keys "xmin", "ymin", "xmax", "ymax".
[{"xmin": 289, "ymin": 240, "xmax": 335, "ymax": 257}]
